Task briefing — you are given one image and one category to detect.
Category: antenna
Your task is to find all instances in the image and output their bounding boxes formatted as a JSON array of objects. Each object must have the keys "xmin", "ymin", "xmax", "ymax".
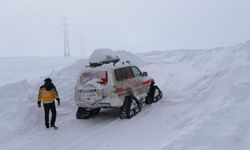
[{"xmin": 63, "ymin": 18, "xmax": 70, "ymax": 57}]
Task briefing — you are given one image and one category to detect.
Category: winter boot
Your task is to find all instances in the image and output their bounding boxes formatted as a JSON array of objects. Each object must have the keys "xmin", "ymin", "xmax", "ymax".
[
  {"xmin": 45, "ymin": 124, "xmax": 50, "ymax": 128},
  {"xmin": 51, "ymin": 124, "xmax": 58, "ymax": 129}
]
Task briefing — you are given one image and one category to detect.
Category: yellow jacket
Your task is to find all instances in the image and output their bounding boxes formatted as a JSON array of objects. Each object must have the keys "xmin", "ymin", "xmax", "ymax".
[{"xmin": 38, "ymin": 88, "xmax": 58, "ymax": 104}]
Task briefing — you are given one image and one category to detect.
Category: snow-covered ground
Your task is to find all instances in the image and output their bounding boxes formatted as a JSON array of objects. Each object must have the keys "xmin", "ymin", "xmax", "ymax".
[
  {"xmin": 0, "ymin": 57, "xmax": 80, "ymax": 87},
  {"xmin": 1, "ymin": 41, "xmax": 250, "ymax": 150}
]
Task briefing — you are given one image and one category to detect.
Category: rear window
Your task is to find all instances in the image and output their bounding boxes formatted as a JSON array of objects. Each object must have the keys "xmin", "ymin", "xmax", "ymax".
[
  {"xmin": 114, "ymin": 67, "xmax": 134, "ymax": 81},
  {"xmin": 80, "ymin": 70, "xmax": 108, "ymax": 85}
]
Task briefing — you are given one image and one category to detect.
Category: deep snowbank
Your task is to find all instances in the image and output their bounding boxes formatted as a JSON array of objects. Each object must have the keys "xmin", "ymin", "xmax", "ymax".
[
  {"xmin": 0, "ymin": 51, "xmax": 145, "ymax": 149},
  {"xmin": 140, "ymin": 41, "xmax": 250, "ymax": 150},
  {"xmin": 0, "ymin": 57, "xmax": 80, "ymax": 87},
  {"xmin": 1, "ymin": 42, "xmax": 250, "ymax": 150}
]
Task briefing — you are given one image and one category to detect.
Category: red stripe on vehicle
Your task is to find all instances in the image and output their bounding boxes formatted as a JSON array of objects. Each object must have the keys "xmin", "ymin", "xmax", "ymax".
[
  {"xmin": 115, "ymin": 87, "xmax": 131, "ymax": 96},
  {"xmin": 138, "ymin": 79, "xmax": 153, "ymax": 87}
]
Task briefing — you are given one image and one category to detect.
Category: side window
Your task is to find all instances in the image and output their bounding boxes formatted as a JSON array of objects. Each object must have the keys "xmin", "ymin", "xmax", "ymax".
[
  {"xmin": 115, "ymin": 68, "xmax": 125, "ymax": 81},
  {"xmin": 114, "ymin": 67, "xmax": 134, "ymax": 81},
  {"xmin": 131, "ymin": 66, "xmax": 142, "ymax": 77}
]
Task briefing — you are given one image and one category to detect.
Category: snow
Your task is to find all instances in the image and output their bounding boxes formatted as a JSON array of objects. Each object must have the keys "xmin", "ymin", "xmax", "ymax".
[
  {"xmin": 1, "ymin": 41, "xmax": 250, "ymax": 150},
  {"xmin": 89, "ymin": 48, "xmax": 146, "ymax": 66},
  {"xmin": 89, "ymin": 48, "xmax": 119, "ymax": 64},
  {"xmin": 0, "ymin": 57, "xmax": 80, "ymax": 87}
]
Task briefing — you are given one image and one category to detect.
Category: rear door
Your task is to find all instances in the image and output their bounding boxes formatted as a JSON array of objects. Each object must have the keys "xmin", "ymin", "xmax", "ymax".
[{"xmin": 114, "ymin": 67, "xmax": 136, "ymax": 96}]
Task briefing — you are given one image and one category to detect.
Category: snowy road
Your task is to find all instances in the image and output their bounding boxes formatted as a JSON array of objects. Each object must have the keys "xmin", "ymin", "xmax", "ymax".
[{"xmin": 1, "ymin": 42, "xmax": 250, "ymax": 150}]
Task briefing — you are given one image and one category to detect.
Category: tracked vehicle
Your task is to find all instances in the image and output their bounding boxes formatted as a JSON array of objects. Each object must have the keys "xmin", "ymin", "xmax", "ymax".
[{"xmin": 74, "ymin": 49, "xmax": 162, "ymax": 119}]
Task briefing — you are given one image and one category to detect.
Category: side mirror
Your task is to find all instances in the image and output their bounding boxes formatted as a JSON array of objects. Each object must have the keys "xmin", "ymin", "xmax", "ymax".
[{"xmin": 142, "ymin": 72, "xmax": 148, "ymax": 77}]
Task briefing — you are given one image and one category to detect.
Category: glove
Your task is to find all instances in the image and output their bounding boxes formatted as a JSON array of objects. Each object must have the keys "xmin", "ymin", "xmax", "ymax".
[
  {"xmin": 56, "ymin": 98, "xmax": 61, "ymax": 106},
  {"xmin": 37, "ymin": 101, "xmax": 41, "ymax": 108}
]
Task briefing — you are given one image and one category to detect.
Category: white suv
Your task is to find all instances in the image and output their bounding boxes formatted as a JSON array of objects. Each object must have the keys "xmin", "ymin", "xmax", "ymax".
[
  {"xmin": 75, "ymin": 48, "xmax": 162, "ymax": 119},
  {"xmin": 74, "ymin": 63, "xmax": 162, "ymax": 119}
]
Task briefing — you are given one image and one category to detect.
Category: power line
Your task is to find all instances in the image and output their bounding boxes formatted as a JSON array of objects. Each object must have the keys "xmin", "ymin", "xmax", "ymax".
[
  {"xmin": 0, "ymin": 0, "xmax": 37, "ymax": 24},
  {"xmin": 39, "ymin": 0, "xmax": 58, "ymax": 20},
  {"xmin": 0, "ymin": 0, "xmax": 58, "ymax": 31},
  {"xmin": 17, "ymin": 0, "xmax": 57, "ymax": 29}
]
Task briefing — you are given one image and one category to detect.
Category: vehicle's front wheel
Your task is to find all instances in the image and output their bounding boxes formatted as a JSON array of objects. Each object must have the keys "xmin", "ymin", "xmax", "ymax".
[
  {"xmin": 152, "ymin": 85, "xmax": 163, "ymax": 103},
  {"xmin": 120, "ymin": 95, "xmax": 141, "ymax": 119},
  {"xmin": 146, "ymin": 84, "xmax": 163, "ymax": 104}
]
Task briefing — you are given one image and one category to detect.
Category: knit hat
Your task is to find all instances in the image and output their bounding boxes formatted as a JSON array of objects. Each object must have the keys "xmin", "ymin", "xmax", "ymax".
[{"xmin": 44, "ymin": 78, "xmax": 52, "ymax": 83}]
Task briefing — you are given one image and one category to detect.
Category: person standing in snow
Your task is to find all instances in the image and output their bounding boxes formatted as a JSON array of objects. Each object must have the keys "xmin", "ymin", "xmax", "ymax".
[{"xmin": 37, "ymin": 78, "xmax": 60, "ymax": 129}]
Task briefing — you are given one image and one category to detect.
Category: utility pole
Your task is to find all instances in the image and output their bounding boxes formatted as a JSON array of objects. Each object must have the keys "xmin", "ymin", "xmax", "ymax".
[
  {"xmin": 80, "ymin": 36, "xmax": 86, "ymax": 58},
  {"xmin": 63, "ymin": 18, "xmax": 70, "ymax": 57}
]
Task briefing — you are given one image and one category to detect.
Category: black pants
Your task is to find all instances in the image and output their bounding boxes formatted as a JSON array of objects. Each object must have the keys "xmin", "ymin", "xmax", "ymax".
[{"xmin": 43, "ymin": 101, "xmax": 57, "ymax": 127}]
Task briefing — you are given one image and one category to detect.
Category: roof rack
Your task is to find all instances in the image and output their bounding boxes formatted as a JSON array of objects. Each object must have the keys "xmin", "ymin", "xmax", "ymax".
[{"xmin": 89, "ymin": 57, "xmax": 120, "ymax": 68}]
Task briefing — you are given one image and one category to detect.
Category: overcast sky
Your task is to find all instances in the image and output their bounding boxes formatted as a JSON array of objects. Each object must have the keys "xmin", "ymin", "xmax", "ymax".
[{"xmin": 0, "ymin": 0, "xmax": 250, "ymax": 57}]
